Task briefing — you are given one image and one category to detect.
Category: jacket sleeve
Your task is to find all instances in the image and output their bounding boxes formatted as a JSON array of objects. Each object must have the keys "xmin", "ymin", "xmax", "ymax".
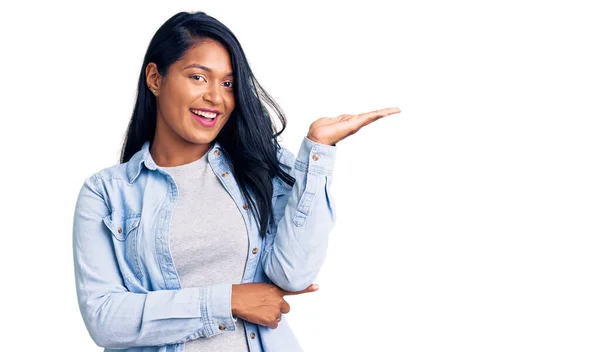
[
  {"xmin": 261, "ymin": 136, "xmax": 337, "ymax": 292},
  {"xmin": 72, "ymin": 175, "xmax": 235, "ymax": 349}
]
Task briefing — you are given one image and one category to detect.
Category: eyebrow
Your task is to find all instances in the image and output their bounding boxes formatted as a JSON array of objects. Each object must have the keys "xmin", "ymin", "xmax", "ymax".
[{"xmin": 183, "ymin": 64, "xmax": 233, "ymax": 77}]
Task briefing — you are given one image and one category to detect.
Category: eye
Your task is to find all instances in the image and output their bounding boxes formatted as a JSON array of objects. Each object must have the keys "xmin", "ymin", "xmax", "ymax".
[
  {"xmin": 223, "ymin": 81, "xmax": 234, "ymax": 89},
  {"xmin": 190, "ymin": 75, "xmax": 207, "ymax": 82}
]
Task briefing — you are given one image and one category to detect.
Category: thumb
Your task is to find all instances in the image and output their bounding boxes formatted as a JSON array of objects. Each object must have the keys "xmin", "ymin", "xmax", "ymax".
[{"xmin": 281, "ymin": 284, "xmax": 320, "ymax": 296}]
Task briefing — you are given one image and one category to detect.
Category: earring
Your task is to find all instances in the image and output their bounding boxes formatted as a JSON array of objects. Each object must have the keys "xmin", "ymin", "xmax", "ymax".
[{"xmin": 152, "ymin": 89, "xmax": 157, "ymax": 94}]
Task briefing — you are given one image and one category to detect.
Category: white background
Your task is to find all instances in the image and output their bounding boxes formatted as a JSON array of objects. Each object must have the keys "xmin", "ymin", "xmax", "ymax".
[{"xmin": 1, "ymin": 1, "xmax": 599, "ymax": 351}]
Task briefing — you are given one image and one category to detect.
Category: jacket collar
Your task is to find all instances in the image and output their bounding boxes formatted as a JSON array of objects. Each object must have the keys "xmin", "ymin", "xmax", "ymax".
[{"xmin": 126, "ymin": 140, "xmax": 222, "ymax": 183}]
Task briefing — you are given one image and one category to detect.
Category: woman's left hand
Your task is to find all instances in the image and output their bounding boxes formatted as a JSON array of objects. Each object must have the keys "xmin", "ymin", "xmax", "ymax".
[{"xmin": 306, "ymin": 107, "xmax": 401, "ymax": 146}]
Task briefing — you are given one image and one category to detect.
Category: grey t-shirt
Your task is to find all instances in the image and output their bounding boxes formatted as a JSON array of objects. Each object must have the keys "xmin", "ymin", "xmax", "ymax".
[{"xmin": 160, "ymin": 151, "xmax": 250, "ymax": 352}]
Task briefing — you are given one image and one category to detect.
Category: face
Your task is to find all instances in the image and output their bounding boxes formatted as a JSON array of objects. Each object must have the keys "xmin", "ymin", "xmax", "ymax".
[{"xmin": 147, "ymin": 38, "xmax": 235, "ymax": 148}]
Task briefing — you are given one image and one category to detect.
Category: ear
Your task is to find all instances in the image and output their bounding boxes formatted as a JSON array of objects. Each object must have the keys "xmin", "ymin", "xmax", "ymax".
[{"xmin": 145, "ymin": 62, "xmax": 162, "ymax": 94}]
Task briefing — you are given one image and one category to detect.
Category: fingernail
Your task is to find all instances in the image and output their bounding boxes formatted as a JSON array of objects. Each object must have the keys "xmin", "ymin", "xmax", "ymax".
[{"xmin": 312, "ymin": 284, "xmax": 320, "ymax": 290}]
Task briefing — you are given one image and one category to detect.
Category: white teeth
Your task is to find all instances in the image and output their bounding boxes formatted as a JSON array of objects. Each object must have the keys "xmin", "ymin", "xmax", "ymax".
[{"xmin": 191, "ymin": 109, "xmax": 217, "ymax": 119}]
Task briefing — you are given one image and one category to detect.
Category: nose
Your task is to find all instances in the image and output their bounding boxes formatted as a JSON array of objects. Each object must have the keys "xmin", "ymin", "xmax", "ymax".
[{"xmin": 202, "ymin": 81, "xmax": 224, "ymax": 105}]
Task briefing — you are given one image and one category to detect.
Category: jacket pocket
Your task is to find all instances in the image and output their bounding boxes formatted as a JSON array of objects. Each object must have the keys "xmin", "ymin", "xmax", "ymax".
[
  {"xmin": 103, "ymin": 213, "xmax": 141, "ymax": 241},
  {"xmin": 102, "ymin": 213, "xmax": 143, "ymax": 280}
]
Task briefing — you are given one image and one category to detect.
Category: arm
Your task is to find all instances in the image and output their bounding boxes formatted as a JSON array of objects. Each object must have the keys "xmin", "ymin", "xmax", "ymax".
[
  {"xmin": 72, "ymin": 176, "xmax": 235, "ymax": 349},
  {"xmin": 261, "ymin": 136, "xmax": 337, "ymax": 292}
]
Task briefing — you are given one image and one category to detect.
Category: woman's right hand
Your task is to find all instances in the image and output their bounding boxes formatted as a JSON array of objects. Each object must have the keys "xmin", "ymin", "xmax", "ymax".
[{"xmin": 231, "ymin": 283, "xmax": 319, "ymax": 329}]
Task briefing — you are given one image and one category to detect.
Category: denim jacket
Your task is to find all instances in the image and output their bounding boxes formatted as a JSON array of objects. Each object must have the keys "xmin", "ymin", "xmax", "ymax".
[{"xmin": 72, "ymin": 136, "xmax": 337, "ymax": 352}]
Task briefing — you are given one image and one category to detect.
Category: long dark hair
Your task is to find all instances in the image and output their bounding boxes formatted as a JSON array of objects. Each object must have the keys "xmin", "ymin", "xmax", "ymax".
[{"xmin": 120, "ymin": 11, "xmax": 295, "ymax": 237}]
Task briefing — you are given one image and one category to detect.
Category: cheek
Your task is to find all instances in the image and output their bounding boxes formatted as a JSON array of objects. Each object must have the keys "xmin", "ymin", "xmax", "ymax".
[
  {"xmin": 158, "ymin": 94, "xmax": 190, "ymax": 131},
  {"xmin": 166, "ymin": 88, "xmax": 193, "ymax": 117},
  {"xmin": 226, "ymin": 93, "xmax": 236, "ymax": 111},
  {"xmin": 224, "ymin": 97, "xmax": 235, "ymax": 122}
]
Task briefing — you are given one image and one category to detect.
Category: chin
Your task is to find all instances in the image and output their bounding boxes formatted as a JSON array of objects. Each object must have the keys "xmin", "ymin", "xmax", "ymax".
[{"xmin": 185, "ymin": 133, "xmax": 218, "ymax": 145}]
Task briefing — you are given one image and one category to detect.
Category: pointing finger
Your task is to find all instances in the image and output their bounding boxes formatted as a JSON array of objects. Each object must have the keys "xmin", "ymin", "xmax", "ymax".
[
  {"xmin": 358, "ymin": 107, "xmax": 401, "ymax": 121},
  {"xmin": 280, "ymin": 284, "xmax": 320, "ymax": 296}
]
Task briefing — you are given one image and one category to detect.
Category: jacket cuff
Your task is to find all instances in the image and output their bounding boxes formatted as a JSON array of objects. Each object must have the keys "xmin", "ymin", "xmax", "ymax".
[
  {"xmin": 201, "ymin": 283, "xmax": 236, "ymax": 337},
  {"xmin": 295, "ymin": 136, "xmax": 337, "ymax": 176}
]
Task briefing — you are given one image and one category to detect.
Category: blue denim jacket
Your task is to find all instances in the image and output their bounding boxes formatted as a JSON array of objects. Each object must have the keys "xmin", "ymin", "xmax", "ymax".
[{"xmin": 72, "ymin": 136, "xmax": 337, "ymax": 352}]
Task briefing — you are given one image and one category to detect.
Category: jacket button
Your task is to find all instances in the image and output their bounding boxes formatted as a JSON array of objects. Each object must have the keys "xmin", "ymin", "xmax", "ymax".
[
  {"xmin": 243, "ymin": 204, "xmax": 249, "ymax": 210},
  {"xmin": 252, "ymin": 248, "xmax": 258, "ymax": 254},
  {"xmin": 218, "ymin": 324, "xmax": 226, "ymax": 331},
  {"xmin": 312, "ymin": 153, "xmax": 319, "ymax": 161},
  {"xmin": 214, "ymin": 150, "xmax": 220, "ymax": 156},
  {"xmin": 222, "ymin": 172, "xmax": 229, "ymax": 177},
  {"xmin": 117, "ymin": 227, "xmax": 122, "ymax": 234},
  {"xmin": 250, "ymin": 332, "xmax": 256, "ymax": 339}
]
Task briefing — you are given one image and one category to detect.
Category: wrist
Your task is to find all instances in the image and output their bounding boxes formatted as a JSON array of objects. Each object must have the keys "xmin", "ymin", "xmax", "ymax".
[
  {"xmin": 306, "ymin": 134, "xmax": 334, "ymax": 146},
  {"xmin": 231, "ymin": 284, "xmax": 241, "ymax": 317}
]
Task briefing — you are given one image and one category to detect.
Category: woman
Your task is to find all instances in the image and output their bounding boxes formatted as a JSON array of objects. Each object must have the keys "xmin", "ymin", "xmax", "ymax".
[{"xmin": 72, "ymin": 11, "xmax": 400, "ymax": 352}]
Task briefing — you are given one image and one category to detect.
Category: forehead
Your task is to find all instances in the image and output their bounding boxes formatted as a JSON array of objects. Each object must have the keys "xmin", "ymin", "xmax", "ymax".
[{"xmin": 175, "ymin": 39, "xmax": 233, "ymax": 73}]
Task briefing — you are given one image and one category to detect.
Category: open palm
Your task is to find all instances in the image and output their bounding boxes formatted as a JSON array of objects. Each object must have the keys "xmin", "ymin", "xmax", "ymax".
[{"xmin": 307, "ymin": 107, "xmax": 401, "ymax": 146}]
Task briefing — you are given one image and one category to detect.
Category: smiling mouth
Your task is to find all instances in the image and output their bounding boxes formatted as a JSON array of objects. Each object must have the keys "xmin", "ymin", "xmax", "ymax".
[{"xmin": 190, "ymin": 108, "xmax": 219, "ymax": 119}]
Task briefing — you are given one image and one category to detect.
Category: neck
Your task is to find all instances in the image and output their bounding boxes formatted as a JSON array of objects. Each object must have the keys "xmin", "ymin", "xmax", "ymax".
[{"xmin": 150, "ymin": 118, "xmax": 211, "ymax": 167}]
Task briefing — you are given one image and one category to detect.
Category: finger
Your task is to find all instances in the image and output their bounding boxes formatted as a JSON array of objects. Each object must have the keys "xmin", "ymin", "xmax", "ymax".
[
  {"xmin": 280, "ymin": 299, "xmax": 291, "ymax": 314},
  {"xmin": 280, "ymin": 283, "xmax": 320, "ymax": 296},
  {"xmin": 357, "ymin": 107, "xmax": 401, "ymax": 122},
  {"xmin": 268, "ymin": 322, "xmax": 279, "ymax": 329}
]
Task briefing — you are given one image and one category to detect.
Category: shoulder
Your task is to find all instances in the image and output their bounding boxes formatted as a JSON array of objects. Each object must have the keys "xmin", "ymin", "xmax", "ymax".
[
  {"xmin": 276, "ymin": 143, "xmax": 296, "ymax": 170},
  {"xmin": 80, "ymin": 162, "xmax": 130, "ymax": 194},
  {"xmin": 272, "ymin": 142, "xmax": 297, "ymax": 193},
  {"xmin": 89, "ymin": 162, "xmax": 129, "ymax": 183},
  {"xmin": 85, "ymin": 142, "xmax": 149, "ymax": 188},
  {"xmin": 95, "ymin": 163, "xmax": 129, "ymax": 181}
]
